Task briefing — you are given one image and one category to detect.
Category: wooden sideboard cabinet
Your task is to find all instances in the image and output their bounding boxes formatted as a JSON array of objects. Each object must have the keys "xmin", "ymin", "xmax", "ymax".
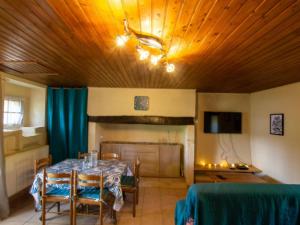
[{"xmin": 100, "ymin": 142, "xmax": 182, "ymax": 178}]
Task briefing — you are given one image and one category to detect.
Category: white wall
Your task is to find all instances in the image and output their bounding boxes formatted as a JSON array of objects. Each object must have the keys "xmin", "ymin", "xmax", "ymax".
[
  {"xmin": 88, "ymin": 123, "xmax": 186, "ymax": 150},
  {"xmin": 196, "ymin": 93, "xmax": 252, "ymax": 165},
  {"xmin": 29, "ymin": 88, "xmax": 46, "ymax": 127},
  {"xmin": 88, "ymin": 88, "xmax": 196, "ymax": 117},
  {"xmin": 250, "ymin": 82, "xmax": 300, "ymax": 184},
  {"xmin": 98, "ymin": 123, "xmax": 185, "ymax": 143}
]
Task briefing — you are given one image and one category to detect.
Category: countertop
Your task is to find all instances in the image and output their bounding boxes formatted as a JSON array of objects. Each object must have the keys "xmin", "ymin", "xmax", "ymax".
[{"xmin": 100, "ymin": 141, "xmax": 183, "ymax": 145}]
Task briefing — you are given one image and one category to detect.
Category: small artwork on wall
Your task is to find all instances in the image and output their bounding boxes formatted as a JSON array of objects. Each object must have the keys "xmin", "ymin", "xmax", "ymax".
[
  {"xmin": 270, "ymin": 113, "xmax": 284, "ymax": 136},
  {"xmin": 134, "ymin": 96, "xmax": 149, "ymax": 111}
]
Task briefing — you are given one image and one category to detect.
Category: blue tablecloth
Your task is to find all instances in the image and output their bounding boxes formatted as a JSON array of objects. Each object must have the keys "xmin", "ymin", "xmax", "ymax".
[
  {"xmin": 30, "ymin": 159, "xmax": 132, "ymax": 211},
  {"xmin": 175, "ymin": 183, "xmax": 300, "ymax": 225}
]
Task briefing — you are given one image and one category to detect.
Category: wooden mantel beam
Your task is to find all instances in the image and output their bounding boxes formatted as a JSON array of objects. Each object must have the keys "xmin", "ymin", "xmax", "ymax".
[{"xmin": 88, "ymin": 116, "xmax": 194, "ymax": 125}]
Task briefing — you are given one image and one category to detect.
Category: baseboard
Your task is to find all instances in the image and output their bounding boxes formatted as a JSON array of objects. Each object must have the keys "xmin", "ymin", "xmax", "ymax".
[{"xmin": 9, "ymin": 186, "xmax": 31, "ymax": 205}]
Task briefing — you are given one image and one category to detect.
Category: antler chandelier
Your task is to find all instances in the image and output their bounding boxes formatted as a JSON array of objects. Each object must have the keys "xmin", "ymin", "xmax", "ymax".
[{"xmin": 116, "ymin": 19, "xmax": 175, "ymax": 73}]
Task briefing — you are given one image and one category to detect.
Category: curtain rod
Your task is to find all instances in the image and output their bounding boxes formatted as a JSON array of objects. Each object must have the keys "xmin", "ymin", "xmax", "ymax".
[{"xmin": 49, "ymin": 87, "xmax": 86, "ymax": 89}]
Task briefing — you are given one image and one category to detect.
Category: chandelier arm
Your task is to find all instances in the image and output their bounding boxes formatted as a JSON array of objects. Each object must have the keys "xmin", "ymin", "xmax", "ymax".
[{"xmin": 117, "ymin": 19, "xmax": 175, "ymax": 72}]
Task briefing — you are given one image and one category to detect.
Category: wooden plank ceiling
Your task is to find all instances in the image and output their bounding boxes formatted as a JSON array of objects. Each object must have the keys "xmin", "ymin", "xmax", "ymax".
[{"xmin": 0, "ymin": 0, "xmax": 300, "ymax": 92}]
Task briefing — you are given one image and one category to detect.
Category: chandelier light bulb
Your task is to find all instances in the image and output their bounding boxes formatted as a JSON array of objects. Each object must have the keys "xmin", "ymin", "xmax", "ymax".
[
  {"xmin": 166, "ymin": 63, "xmax": 175, "ymax": 73},
  {"xmin": 138, "ymin": 49, "xmax": 150, "ymax": 60},
  {"xmin": 116, "ymin": 35, "xmax": 128, "ymax": 47},
  {"xmin": 150, "ymin": 55, "xmax": 162, "ymax": 65},
  {"xmin": 117, "ymin": 19, "xmax": 173, "ymax": 70}
]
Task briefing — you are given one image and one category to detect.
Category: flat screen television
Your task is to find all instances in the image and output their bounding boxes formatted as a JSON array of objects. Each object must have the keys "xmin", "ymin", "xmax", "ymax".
[{"xmin": 204, "ymin": 112, "xmax": 242, "ymax": 134}]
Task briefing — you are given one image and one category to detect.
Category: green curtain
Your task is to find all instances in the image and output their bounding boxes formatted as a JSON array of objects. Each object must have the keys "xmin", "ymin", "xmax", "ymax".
[{"xmin": 47, "ymin": 87, "xmax": 88, "ymax": 164}]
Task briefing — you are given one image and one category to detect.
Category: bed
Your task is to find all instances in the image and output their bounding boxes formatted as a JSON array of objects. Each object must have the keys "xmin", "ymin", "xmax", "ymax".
[{"xmin": 175, "ymin": 183, "xmax": 300, "ymax": 225}]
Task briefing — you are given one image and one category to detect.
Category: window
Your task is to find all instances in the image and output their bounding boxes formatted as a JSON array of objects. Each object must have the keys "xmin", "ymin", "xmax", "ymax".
[{"xmin": 3, "ymin": 97, "xmax": 24, "ymax": 129}]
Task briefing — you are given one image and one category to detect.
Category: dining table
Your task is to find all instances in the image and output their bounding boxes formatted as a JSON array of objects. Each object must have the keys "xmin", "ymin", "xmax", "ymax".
[{"xmin": 30, "ymin": 158, "xmax": 133, "ymax": 211}]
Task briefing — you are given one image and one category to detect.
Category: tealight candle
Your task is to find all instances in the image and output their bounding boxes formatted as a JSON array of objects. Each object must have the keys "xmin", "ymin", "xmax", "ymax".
[{"xmin": 200, "ymin": 161, "xmax": 206, "ymax": 167}]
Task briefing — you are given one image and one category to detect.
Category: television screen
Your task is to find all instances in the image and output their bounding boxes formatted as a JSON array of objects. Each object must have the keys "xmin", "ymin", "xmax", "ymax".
[{"xmin": 204, "ymin": 112, "xmax": 242, "ymax": 134}]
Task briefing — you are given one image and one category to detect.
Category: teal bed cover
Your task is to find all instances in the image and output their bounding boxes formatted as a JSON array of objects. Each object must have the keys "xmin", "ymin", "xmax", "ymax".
[{"xmin": 175, "ymin": 183, "xmax": 300, "ymax": 225}]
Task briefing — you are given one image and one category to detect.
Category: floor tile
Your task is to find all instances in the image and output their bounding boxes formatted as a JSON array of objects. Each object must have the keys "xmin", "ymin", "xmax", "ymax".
[{"xmin": 0, "ymin": 222, "xmax": 25, "ymax": 225}]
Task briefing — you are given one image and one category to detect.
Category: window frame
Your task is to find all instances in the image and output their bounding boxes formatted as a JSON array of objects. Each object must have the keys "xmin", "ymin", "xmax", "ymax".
[{"xmin": 3, "ymin": 96, "xmax": 24, "ymax": 130}]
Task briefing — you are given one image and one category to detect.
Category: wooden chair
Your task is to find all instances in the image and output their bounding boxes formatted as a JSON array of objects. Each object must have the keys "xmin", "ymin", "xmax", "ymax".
[
  {"xmin": 34, "ymin": 155, "xmax": 52, "ymax": 176},
  {"xmin": 72, "ymin": 171, "xmax": 115, "ymax": 225},
  {"xmin": 78, "ymin": 152, "xmax": 90, "ymax": 159},
  {"xmin": 78, "ymin": 152, "xmax": 100, "ymax": 160},
  {"xmin": 101, "ymin": 152, "xmax": 120, "ymax": 160},
  {"xmin": 41, "ymin": 169, "xmax": 74, "ymax": 225},
  {"xmin": 34, "ymin": 155, "xmax": 52, "ymax": 212},
  {"xmin": 121, "ymin": 158, "xmax": 141, "ymax": 217}
]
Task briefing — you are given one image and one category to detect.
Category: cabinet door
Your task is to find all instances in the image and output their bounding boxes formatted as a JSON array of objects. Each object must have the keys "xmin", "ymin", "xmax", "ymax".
[
  {"xmin": 136, "ymin": 145, "xmax": 160, "ymax": 177},
  {"xmin": 15, "ymin": 152, "xmax": 33, "ymax": 192},
  {"xmin": 5, "ymin": 156, "xmax": 17, "ymax": 197},
  {"xmin": 159, "ymin": 145, "xmax": 181, "ymax": 177},
  {"xmin": 121, "ymin": 144, "xmax": 138, "ymax": 162},
  {"xmin": 5, "ymin": 146, "xmax": 49, "ymax": 197},
  {"xmin": 120, "ymin": 144, "xmax": 160, "ymax": 177}
]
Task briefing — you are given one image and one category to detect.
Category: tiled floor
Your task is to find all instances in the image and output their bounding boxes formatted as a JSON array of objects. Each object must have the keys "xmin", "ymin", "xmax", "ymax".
[{"xmin": 0, "ymin": 178, "xmax": 187, "ymax": 225}]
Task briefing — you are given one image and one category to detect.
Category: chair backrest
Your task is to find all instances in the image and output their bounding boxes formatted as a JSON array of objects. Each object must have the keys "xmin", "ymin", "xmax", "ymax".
[
  {"xmin": 134, "ymin": 157, "xmax": 141, "ymax": 183},
  {"xmin": 42, "ymin": 168, "xmax": 73, "ymax": 197},
  {"xmin": 101, "ymin": 152, "xmax": 120, "ymax": 160},
  {"xmin": 78, "ymin": 152, "xmax": 100, "ymax": 160},
  {"xmin": 78, "ymin": 152, "xmax": 89, "ymax": 159},
  {"xmin": 34, "ymin": 155, "xmax": 52, "ymax": 175},
  {"xmin": 73, "ymin": 171, "xmax": 104, "ymax": 201}
]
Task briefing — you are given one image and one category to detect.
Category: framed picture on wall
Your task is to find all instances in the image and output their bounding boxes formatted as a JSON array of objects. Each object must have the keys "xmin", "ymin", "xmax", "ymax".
[
  {"xmin": 134, "ymin": 96, "xmax": 149, "ymax": 111},
  {"xmin": 270, "ymin": 113, "xmax": 284, "ymax": 136}
]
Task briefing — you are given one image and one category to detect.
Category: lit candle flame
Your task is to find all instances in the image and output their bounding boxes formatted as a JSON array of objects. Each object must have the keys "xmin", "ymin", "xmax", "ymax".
[{"xmin": 199, "ymin": 160, "xmax": 206, "ymax": 167}]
